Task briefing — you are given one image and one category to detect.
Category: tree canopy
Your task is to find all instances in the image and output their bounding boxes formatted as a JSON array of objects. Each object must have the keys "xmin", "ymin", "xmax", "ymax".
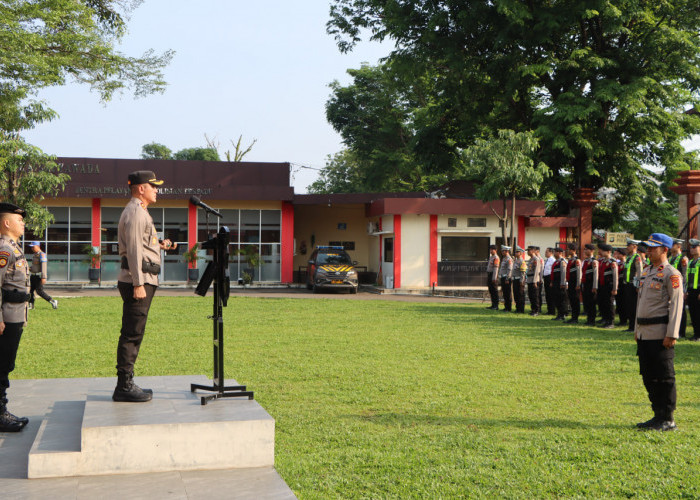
[{"xmin": 325, "ymin": 0, "xmax": 700, "ymax": 222}]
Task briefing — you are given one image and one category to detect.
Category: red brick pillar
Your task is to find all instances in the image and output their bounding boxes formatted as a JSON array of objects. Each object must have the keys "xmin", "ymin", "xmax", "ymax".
[
  {"xmin": 671, "ymin": 171, "xmax": 700, "ymax": 240},
  {"xmin": 570, "ymin": 188, "xmax": 599, "ymax": 250}
]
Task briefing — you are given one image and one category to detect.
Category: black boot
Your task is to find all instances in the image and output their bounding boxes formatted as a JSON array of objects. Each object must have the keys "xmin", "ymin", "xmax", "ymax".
[
  {"xmin": 0, "ymin": 399, "xmax": 24, "ymax": 432},
  {"xmin": 112, "ymin": 372, "xmax": 153, "ymax": 402}
]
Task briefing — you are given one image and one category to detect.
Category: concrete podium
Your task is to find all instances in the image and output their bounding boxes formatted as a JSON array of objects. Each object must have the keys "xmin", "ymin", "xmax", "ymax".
[{"xmin": 28, "ymin": 375, "xmax": 274, "ymax": 478}]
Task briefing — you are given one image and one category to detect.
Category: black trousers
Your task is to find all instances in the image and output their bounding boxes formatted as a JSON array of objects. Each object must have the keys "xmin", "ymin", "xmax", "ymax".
[
  {"xmin": 527, "ymin": 282, "xmax": 540, "ymax": 313},
  {"xmin": 117, "ymin": 282, "xmax": 157, "ymax": 375},
  {"xmin": 544, "ymin": 277, "xmax": 554, "ymax": 314},
  {"xmin": 582, "ymin": 285, "xmax": 596, "ymax": 324},
  {"xmin": 0, "ymin": 322, "xmax": 23, "ymax": 400},
  {"xmin": 688, "ymin": 289, "xmax": 700, "ymax": 338},
  {"xmin": 678, "ymin": 298, "xmax": 687, "ymax": 338},
  {"xmin": 598, "ymin": 286, "xmax": 614, "ymax": 325},
  {"xmin": 617, "ymin": 283, "xmax": 627, "ymax": 325},
  {"xmin": 567, "ymin": 285, "xmax": 580, "ymax": 320},
  {"xmin": 500, "ymin": 278, "xmax": 512, "ymax": 311},
  {"xmin": 554, "ymin": 286, "xmax": 569, "ymax": 318},
  {"xmin": 487, "ymin": 272, "xmax": 499, "ymax": 308},
  {"xmin": 637, "ymin": 339, "xmax": 676, "ymax": 420},
  {"xmin": 513, "ymin": 279, "xmax": 525, "ymax": 312},
  {"xmin": 30, "ymin": 275, "xmax": 52, "ymax": 304},
  {"xmin": 623, "ymin": 283, "xmax": 637, "ymax": 329}
]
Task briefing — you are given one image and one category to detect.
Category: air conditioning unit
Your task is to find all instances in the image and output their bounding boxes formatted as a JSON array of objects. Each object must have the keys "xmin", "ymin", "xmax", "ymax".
[{"xmin": 367, "ymin": 221, "xmax": 378, "ymax": 234}]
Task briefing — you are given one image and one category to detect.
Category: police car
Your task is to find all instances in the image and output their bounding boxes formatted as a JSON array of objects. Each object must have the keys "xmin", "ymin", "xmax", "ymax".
[{"xmin": 306, "ymin": 246, "xmax": 359, "ymax": 293}]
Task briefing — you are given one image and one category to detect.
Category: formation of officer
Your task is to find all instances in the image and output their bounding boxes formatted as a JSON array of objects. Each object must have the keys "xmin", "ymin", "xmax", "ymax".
[
  {"xmin": 0, "ymin": 203, "xmax": 31, "ymax": 432},
  {"xmin": 525, "ymin": 246, "xmax": 543, "ymax": 316},
  {"xmin": 28, "ymin": 241, "xmax": 58, "ymax": 310},
  {"xmin": 686, "ymin": 239, "xmax": 700, "ymax": 342},
  {"xmin": 512, "ymin": 246, "xmax": 527, "ymax": 313},
  {"xmin": 498, "ymin": 245, "xmax": 514, "ymax": 312},
  {"xmin": 486, "ymin": 245, "xmax": 500, "ymax": 310},
  {"xmin": 542, "ymin": 248, "xmax": 555, "ymax": 315},
  {"xmin": 114, "ymin": 170, "xmax": 176, "ymax": 403},
  {"xmin": 614, "ymin": 247, "xmax": 627, "ymax": 327},
  {"xmin": 596, "ymin": 243, "xmax": 618, "ymax": 329},
  {"xmin": 620, "ymin": 239, "xmax": 643, "ymax": 332},
  {"xmin": 634, "ymin": 233, "xmax": 683, "ymax": 432}
]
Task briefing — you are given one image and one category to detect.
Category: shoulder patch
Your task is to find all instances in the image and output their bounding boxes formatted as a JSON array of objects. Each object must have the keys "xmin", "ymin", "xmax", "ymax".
[
  {"xmin": 0, "ymin": 251, "xmax": 10, "ymax": 258},
  {"xmin": 0, "ymin": 257, "xmax": 7, "ymax": 268},
  {"xmin": 40, "ymin": 255, "xmax": 47, "ymax": 262},
  {"xmin": 670, "ymin": 275, "xmax": 681, "ymax": 289}
]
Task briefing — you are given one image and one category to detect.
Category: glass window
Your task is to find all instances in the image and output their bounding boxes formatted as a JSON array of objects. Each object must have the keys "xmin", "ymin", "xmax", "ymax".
[
  {"xmin": 71, "ymin": 207, "xmax": 92, "ymax": 241},
  {"xmin": 441, "ymin": 236, "xmax": 489, "ymax": 261},
  {"xmin": 384, "ymin": 238, "xmax": 393, "ymax": 263},
  {"xmin": 260, "ymin": 244, "xmax": 280, "ymax": 281},
  {"xmin": 101, "ymin": 207, "xmax": 122, "ymax": 243},
  {"xmin": 467, "ymin": 218, "xmax": 487, "ymax": 228},
  {"xmin": 46, "ymin": 242, "xmax": 68, "ymax": 281},
  {"xmin": 261, "ymin": 210, "xmax": 280, "ymax": 243},
  {"xmin": 240, "ymin": 210, "xmax": 260, "ymax": 243},
  {"xmin": 47, "ymin": 207, "xmax": 68, "ymax": 241}
]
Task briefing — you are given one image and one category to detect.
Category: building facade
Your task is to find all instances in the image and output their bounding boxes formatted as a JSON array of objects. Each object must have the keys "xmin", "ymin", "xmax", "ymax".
[{"xmin": 32, "ymin": 158, "xmax": 567, "ymax": 288}]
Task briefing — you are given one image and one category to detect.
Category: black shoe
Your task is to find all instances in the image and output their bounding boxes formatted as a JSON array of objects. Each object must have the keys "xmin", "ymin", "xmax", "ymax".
[
  {"xmin": 690, "ymin": 337, "xmax": 700, "ymax": 342},
  {"xmin": 113, "ymin": 373, "xmax": 153, "ymax": 403},
  {"xmin": 585, "ymin": 321, "xmax": 596, "ymax": 326},
  {"xmin": 0, "ymin": 411, "xmax": 24, "ymax": 432},
  {"xmin": 616, "ymin": 322, "xmax": 627, "ymax": 327},
  {"xmin": 625, "ymin": 328, "xmax": 635, "ymax": 333},
  {"xmin": 4, "ymin": 410, "xmax": 28, "ymax": 427},
  {"xmin": 603, "ymin": 323, "xmax": 615, "ymax": 329},
  {"xmin": 529, "ymin": 312, "xmax": 539, "ymax": 316},
  {"xmin": 646, "ymin": 420, "xmax": 677, "ymax": 432},
  {"xmin": 636, "ymin": 417, "xmax": 658, "ymax": 429},
  {"xmin": 565, "ymin": 319, "xmax": 578, "ymax": 324}
]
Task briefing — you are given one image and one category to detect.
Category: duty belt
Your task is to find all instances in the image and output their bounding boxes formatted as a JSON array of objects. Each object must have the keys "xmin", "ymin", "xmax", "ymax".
[
  {"xmin": 636, "ymin": 315, "xmax": 669, "ymax": 325},
  {"xmin": 121, "ymin": 257, "xmax": 161, "ymax": 275}
]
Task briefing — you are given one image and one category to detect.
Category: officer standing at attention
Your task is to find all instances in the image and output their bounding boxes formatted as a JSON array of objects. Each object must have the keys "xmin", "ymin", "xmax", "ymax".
[
  {"xmin": 668, "ymin": 238, "xmax": 689, "ymax": 338},
  {"xmin": 526, "ymin": 246, "xmax": 543, "ymax": 316},
  {"xmin": 614, "ymin": 248, "xmax": 628, "ymax": 327},
  {"xmin": 596, "ymin": 243, "xmax": 618, "ymax": 329},
  {"xmin": 580, "ymin": 243, "xmax": 599, "ymax": 326},
  {"xmin": 28, "ymin": 241, "xmax": 58, "ymax": 310},
  {"xmin": 486, "ymin": 245, "xmax": 500, "ymax": 310},
  {"xmin": 114, "ymin": 170, "xmax": 176, "ymax": 403},
  {"xmin": 634, "ymin": 233, "xmax": 683, "ymax": 431},
  {"xmin": 550, "ymin": 247, "xmax": 568, "ymax": 321},
  {"xmin": 0, "ymin": 203, "xmax": 30, "ymax": 432},
  {"xmin": 498, "ymin": 245, "xmax": 514, "ymax": 312},
  {"xmin": 543, "ymin": 248, "xmax": 556, "ymax": 315},
  {"xmin": 622, "ymin": 239, "xmax": 644, "ymax": 333},
  {"xmin": 512, "ymin": 246, "xmax": 527, "ymax": 313},
  {"xmin": 565, "ymin": 244, "xmax": 581, "ymax": 324},
  {"xmin": 685, "ymin": 239, "xmax": 700, "ymax": 342}
]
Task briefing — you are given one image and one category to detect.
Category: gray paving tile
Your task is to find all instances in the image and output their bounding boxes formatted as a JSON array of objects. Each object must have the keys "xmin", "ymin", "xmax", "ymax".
[
  {"xmin": 77, "ymin": 471, "xmax": 187, "ymax": 500},
  {"xmin": 181, "ymin": 468, "xmax": 296, "ymax": 500}
]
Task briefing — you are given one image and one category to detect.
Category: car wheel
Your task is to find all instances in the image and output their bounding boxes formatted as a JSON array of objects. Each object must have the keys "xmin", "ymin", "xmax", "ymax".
[{"xmin": 351, "ymin": 286, "xmax": 358, "ymax": 294}]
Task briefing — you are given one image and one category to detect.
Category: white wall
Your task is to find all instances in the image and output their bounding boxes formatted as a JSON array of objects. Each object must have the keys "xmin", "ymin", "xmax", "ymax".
[
  {"xmin": 401, "ymin": 214, "xmax": 431, "ymax": 287},
  {"xmin": 524, "ymin": 227, "xmax": 561, "ymax": 252}
]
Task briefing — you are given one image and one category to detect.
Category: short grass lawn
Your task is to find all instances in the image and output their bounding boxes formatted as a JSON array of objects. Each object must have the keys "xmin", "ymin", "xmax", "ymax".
[{"xmin": 18, "ymin": 296, "xmax": 700, "ymax": 498}]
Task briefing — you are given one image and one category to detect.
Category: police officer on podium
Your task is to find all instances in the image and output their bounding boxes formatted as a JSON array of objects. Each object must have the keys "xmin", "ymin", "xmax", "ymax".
[
  {"xmin": 114, "ymin": 171, "xmax": 176, "ymax": 403},
  {"xmin": 0, "ymin": 203, "xmax": 30, "ymax": 432},
  {"xmin": 634, "ymin": 233, "xmax": 683, "ymax": 431}
]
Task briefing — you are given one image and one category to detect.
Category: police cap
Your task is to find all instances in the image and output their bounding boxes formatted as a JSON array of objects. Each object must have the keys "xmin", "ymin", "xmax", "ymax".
[
  {"xmin": 672, "ymin": 238, "xmax": 684, "ymax": 245},
  {"xmin": 689, "ymin": 239, "xmax": 700, "ymax": 247},
  {"xmin": 643, "ymin": 233, "xmax": 673, "ymax": 249},
  {"xmin": 554, "ymin": 247, "xmax": 564, "ymax": 253},
  {"xmin": 0, "ymin": 202, "xmax": 26, "ymax": 218},
  {"xmin": 597, "ymin": 243, "xmax": 613, "ymax": 252},
  {"xmin": 584, "ymin": 243, "xmax": 595, "ymax": 250},
  {"xmin": 567, "ymin": 243, "xmax": 577, "ymax": 251},
  {"xmin": 127, "ymin": 170, "xmax": 164, "ymax": 187}
]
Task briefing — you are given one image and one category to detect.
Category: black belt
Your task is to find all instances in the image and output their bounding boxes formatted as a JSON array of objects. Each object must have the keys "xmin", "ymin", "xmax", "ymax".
[
  {"xmin": 2, "ymin": 289, "xmax": 30, "ymax": 303},
  {"xmin": 637, "ymin": 315, "xmax": 669, "ymax": 325}
]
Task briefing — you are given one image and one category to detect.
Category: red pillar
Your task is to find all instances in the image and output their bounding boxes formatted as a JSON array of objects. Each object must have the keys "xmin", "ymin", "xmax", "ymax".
[
  {"xmin": 188, "ymin": 202, "xmax": 197, "ymax": 269},
  {"xmin": 91, "ymin": 198, "xmax": 101, "ymax": 269},
  {"xmin": 570, "ymin": 188, "xmax": 599, "ymax": 249},
  {"xmin": 281, "ymin": 202, "xmax": 294, "ymax": 283},
  {"xmin": 429, "ymin": 215, "xmax": 438, "ymax": 286},
  {"xmin": 517, "ymin": 216, "xmax": 526, "ymax": 249},
  {"xmin": 670, "ymin": 171, "xmax": 700, "ymax": 240},
  {"xmin": 394, "ymin": 214, "xmax": 401, "ymax": 289},
  {"xmin": 559, "ymin": 227, "xmax": 567, "ymax": 244}
]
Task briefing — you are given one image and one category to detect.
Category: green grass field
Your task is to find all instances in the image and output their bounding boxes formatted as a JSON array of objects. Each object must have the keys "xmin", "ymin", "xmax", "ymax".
[{"xmin": 17, "ymin": 296, "xmax": 700, "ymax": 498}]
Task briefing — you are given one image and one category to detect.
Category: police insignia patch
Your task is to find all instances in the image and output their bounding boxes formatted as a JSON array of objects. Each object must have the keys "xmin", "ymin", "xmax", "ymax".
[
  {"xmin": 0, "ymin": 251, "xmax": 9, "ymax": 258},
  {"xmin": 16, "ymin": 260, "xmax": 24, "ymax": 268},
  {"xmin": 671, "ymin": 275, "xmax": 681, "ymax": 289},
  {"xmin": 657, "ymin": 272, "xmax": 665, "ymax": 277},
  {"xmin": 0, "ymin": 257, "xmax": 7, "ymax": 268}
]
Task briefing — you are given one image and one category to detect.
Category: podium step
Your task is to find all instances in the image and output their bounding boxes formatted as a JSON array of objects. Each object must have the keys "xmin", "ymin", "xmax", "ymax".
[{"xmin": 28, "ymin": 375, "xmax": 275, "ymax": 478}]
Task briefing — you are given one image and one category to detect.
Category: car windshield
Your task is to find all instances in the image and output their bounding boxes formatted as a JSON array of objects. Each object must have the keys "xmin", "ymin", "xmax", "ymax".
[{"xmin": 317, "ymin": 252, "xmax": 352, "ymax": 265}]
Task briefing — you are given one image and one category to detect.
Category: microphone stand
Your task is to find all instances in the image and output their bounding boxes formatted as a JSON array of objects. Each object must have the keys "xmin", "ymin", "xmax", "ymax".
[{"xmin": 190, "ymin": 222, "xmax": 254, "ymax": 405}]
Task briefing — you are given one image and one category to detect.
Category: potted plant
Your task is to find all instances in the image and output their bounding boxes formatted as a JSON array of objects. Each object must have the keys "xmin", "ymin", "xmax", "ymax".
[
  {"xmin": 183, "ymin": 243, "xmax": 201, "ymax": 282},
  {"xmin": 83, "ymin": 244, "xmax": 101, "ymax": 283},
  {"xmin": 235, "ymin": 245, "xmax": 261, "ymax": 285}
]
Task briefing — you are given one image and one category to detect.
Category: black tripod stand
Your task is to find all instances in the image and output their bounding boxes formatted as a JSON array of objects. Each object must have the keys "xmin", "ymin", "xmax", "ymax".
[{"xmin": 190, "ymin": 225, "xmax": 254, "ymax": 405}]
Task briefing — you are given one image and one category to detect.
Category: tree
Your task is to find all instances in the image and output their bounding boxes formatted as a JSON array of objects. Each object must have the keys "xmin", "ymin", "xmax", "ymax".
[
  {"xmin": 307, "ymin": 149, "xmax": 366, "ymax": 194},
  {"xmin": 458, "ymin": 130, "xmax": 550, "ymax": 246},
  {"xmin": 205, "ymin": 134, "xmax": 257, "ymax": 162},
  {"xmin": 173, "ymin": 147, "xmax": 220, "ymax": 162},
  {"xmin": 327, "ymin": 1, "xmax": 700, "ymax": 222},
  {"xmin": 0, "ymin": 0, "xmax": 173, "ymax": 231},
  {"xmin": 141, "ymin": 142, "xmax": 173, "ymax": 160}
]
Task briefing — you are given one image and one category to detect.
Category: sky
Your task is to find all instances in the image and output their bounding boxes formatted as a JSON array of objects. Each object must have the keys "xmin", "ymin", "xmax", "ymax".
[
  {"xmin": 21, "ymin": 1, "xmax": 700, "ymax": 193},
  {"xmin": 23, "ymin": 0, "xmax": 392, "ymax": 193}
]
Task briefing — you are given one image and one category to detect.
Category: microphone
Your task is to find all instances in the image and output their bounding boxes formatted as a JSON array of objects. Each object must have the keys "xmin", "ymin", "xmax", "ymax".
[{"xmin": 190, "ymin": 196, "xmax": 222, "ymax": 218}]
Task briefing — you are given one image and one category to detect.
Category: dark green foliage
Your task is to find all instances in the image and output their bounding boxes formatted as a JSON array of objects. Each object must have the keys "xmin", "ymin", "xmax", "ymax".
[
  {"xmin": 173, "ymin": 147, "xmax": 221, "ymax": 162},
  {"xmin": 141, "ymin": 142, "xmax": 173, "ymax": 160}
]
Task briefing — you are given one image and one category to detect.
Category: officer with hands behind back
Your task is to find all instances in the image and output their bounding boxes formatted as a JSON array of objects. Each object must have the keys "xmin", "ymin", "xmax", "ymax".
[
  {"xmin": 0, "ymin": 203, "xmax": 30, "ymax": 432},
  {"xmin": 634, "ymin": 233, "xmax": 683, "ymax": 431}
]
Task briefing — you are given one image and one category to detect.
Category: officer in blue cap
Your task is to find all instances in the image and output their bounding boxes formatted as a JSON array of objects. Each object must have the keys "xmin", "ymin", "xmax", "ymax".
[
  {"xmin": 634, "ymin": 233, "xmax": 683, "ymax": 431},
  {"xmin": 27, "ymin": 241, "xmax": 57, "ymax": 310}
]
